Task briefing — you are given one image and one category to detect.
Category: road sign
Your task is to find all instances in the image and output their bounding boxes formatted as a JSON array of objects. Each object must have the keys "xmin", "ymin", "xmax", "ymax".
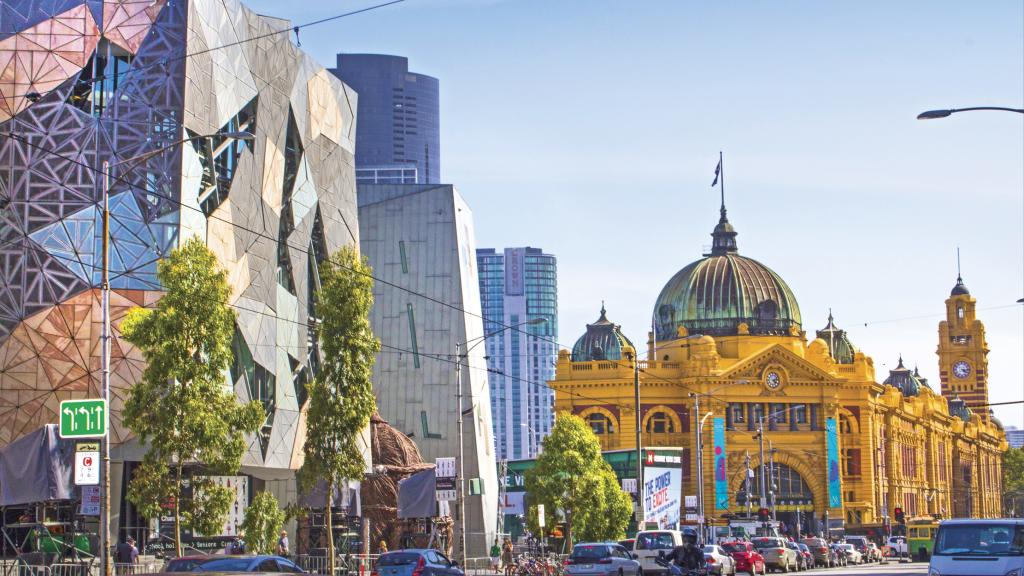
[
  {"xmin": 80, "ymin": 485, "xmax": 100, "ymax": 515},
  {"xmin": 60, "ymin": 399, "xmax": 107, "ymax": 438},
  {"xmin": 435, "ymin": 457, "xmax": 457, "ymax": 501},
  {"xmin": 685, "ymin": 495, "xmax": 698, "ymax": 508},
  {"xmin": 75, "ymin": 442, "xmax": 100, "ymax": 485},
  {"xmin": 537, "ymin": 504, "xmax": 545, "ymax": 528}
]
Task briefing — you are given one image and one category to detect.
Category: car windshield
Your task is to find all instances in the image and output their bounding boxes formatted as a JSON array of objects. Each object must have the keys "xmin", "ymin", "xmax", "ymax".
[
  {"xmin": 702, "ymin": 546, "xmax": 717, "ymax": 554},
  {"xmin": 572, "ymin": 545, "xmax": 611, "ymax": 560},
  {"xmin": 752, "ymin": 538, "xmax": 783, "ymax": 549},
  {"xmin": 933, "ymin": 524, "xmax": 1024, "ymax": 557},
  {"xmin": 165, "ymin": 559, "xmax": 206, "ymax": 572},
  {"xmin": 377, "ymin": 553, "xmax": 422, "ymax": 566},
  {"xmin": 636, "ymin": 533, "xmax": 676, "ymax": 550},
  {"xmin": 838, "ymin": 544, "xmax": 853, "ymax": 550},
  {"xmin": 722, "ymin": 543, "xmax": 746, "ymax": 553},
  {"xmin": 195, "ymin": 558, "xmax": 252, "ymax": 572}
]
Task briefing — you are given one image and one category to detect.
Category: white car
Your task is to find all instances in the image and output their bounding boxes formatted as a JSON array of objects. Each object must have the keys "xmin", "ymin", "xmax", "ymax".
[
  {"xmin": 702, "ymin": 545, "xmax": 736, "ymax": 576},
  {"xmin": 836, "ymin": 543, "xmax": 863, "ymax": 564},
  {"xmin": 632, "ymin": 531, "xmax": 683, "ymax": 576},
  {"xmin": 928, "ymin": 519, "xmax": 1024, "ymax": 576},
  {"xmin": 886, "ymin": 535, "xmax": 908, "ymax": 557}
]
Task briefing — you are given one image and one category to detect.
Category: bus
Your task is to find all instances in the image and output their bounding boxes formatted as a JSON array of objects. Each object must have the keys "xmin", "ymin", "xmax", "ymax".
[{"xmin": 907, "ymin": 518, "xmax": 939, "ymax": 561}]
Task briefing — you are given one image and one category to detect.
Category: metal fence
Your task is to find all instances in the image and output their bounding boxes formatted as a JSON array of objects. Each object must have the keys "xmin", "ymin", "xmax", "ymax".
[
  {"xmin": 0, "ymin": 560, "xmax": 162, "ymax": 576},
  {"xmin": 294, "ymin": 554, "xmax": 380, "ymax": 576}
]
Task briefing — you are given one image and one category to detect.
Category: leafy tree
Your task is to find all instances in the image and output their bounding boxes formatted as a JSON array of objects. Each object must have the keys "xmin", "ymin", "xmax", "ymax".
[
  {"xmin": 1004, "ymin": 447, "xmax": 1024, "ymax": 516},
  {"xmin": 524, "ymin": 413, "xmax": 632, "ymax": 545},
  {"xmin": 121, "ymin": 237, "xmax": 263, "ymax": 555},
  {"xmin": 299, "ymin": 245, "xmax": 380, "ymax": 573},
  {"xmin": 242, "ymin": 491, "xmax": 286, "ymax": 554}
]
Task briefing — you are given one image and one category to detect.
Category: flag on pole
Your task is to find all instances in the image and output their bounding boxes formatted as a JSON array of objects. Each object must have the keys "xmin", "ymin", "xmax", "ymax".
[{"xmin": 711, "ymin": 158, "xmax": 722, "ymax": 187}]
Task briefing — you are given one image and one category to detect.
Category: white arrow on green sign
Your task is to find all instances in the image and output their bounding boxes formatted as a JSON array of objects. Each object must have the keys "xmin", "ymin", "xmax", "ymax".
[{"xmin": 59, "ymin": 399, "xmax": 107, "ymax": 438}]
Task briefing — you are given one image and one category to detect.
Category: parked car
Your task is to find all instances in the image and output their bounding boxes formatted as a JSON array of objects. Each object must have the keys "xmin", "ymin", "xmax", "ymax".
[
  {"xmin": 565, "ymin": 543, "xmax": 641, "ymax": 576},
  {"xmin": 866, "ymin": 542, "xmax": 883, "ymax": 562},
  {"xmin": 828, "ymin": 543, "xmax": 847, "ymax": 566},
  {"xmin": 795, "ymin": 544, "xmax": 813, "ymax": 570},
  {"xmin": 633, "ymin": 531, "xmax": 683, "ymax": 576},
  {"xmin": 799, "ymin": 538, "xmax": 831, "ymax": 568},
  {"xmin": 721, "ymin": 541, "xmax": 765, "ymax": 576},
  {"xmin": 194, "ymin": 555, "xmax": 305, "ymax": 573},
  {"xmin": 162, "ymin": 555, "xmax": 209, "ymax": 572},
  {"xmin": 702, "ymin": 545, "xmax": 736, "ymax": 576},
  {"xmin": 929, "ymin": 519, "xmax": 1024, "ymax": 576},
  {"xmin": 885, "ymin": 535, "xmax": 908, "ymax": 557},
  {"xmin": 619, "ymin": 539, "xmax": 636, "ymax": 552},
  {"xmin": 844, "ymin": 536, "xmax": 871, "ymax": 561},
  {"xmin": 371, "ymin": 550, "xmax": 461, "ymax": 576},
  {"xmin": 783, "ymin": 542, "xmax": 807, "ymax": 571},
  {"xmin": 750, "ymin": 537, "xmax": 798, "ymax": 573},
  {"xmin": 834, "ymin": 543, "xmax": 863, "ymax": 565}
]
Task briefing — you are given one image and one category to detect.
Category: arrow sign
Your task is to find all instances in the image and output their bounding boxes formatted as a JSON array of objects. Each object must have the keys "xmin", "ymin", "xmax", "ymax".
[{"xmin": 60, "ymin": 399, "xmax": 107, "ymax": 438}]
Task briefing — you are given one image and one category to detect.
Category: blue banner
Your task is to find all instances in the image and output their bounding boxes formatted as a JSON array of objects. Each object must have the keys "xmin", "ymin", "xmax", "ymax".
[
  {"xmin": 713, "ymin": 417, "xmax": 728, "ymax": 510},
  {"xmin": 826, "ymin": 417, "xmax": 841, "ymax": 508}
]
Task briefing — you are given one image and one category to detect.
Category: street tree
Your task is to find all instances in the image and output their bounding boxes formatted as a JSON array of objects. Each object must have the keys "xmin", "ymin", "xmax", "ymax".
[
  {"xmin": 299, "ymin": 245, "xmax": 380, "ymax": 573},
  {"xmin": 121, "ymin": 237, "xmax": 263, "ymax": 556},
  {"xmin": 1004, "ymin": 447, "xmax": 1024, "ymax": 516},
  {"xmin": 242, "ymin": 491, "xmax": 286, "ymax": 554},
  {"xmin": 524, "ymin": 412, "xmax": 632, "ymax": 545}
]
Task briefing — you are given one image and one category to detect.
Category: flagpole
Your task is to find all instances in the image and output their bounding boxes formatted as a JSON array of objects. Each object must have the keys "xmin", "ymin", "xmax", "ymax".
[{"xmin": 719, "ymin": 151, "xmax": 725, "ymax": 211}]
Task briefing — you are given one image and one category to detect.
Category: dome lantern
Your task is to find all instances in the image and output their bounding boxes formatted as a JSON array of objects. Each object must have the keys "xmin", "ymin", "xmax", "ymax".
[{"xmin": 571, "ymin": 304, "xmax": 634, "ymax": 362}]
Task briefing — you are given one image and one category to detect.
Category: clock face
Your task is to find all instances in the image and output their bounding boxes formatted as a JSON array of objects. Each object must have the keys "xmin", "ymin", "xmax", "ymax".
[
  {"xmin": 765, "ymin": 371, "xmax": 782, "ymax": 389},
  {"xmin": 953, "ymin": 360, "xmax": 971, "ymax": 380}
]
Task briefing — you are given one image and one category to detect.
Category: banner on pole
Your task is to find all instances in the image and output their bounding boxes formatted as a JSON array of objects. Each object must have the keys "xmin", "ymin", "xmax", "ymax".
[
  {"xmin": 825, "ymin": 417, "xmax": 842, "ymax": 508},
  {"xmin": 713, "ymin": 417, "xmax": 728, "ymax": 510}
]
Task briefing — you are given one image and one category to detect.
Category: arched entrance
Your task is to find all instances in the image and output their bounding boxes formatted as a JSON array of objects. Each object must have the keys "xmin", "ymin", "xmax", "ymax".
[{"xmin": 734, "ymin": 463, "xmax": 817, "ymax": 537}]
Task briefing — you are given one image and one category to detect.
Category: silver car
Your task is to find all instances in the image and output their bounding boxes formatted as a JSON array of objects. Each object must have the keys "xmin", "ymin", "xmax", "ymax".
[
  {"xmin": 702, "ymin": 545, "xmax": 736, "ymax": 576},
  {"xmin": 566, "ymin": 543, "xmax": 641, "ymax": 576}
]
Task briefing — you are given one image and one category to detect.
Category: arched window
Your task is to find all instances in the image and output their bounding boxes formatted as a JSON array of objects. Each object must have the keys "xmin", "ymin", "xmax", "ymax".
[
  {"xmin": 735, "ymin": 463, "xmax": 813, "ymax": 506},
  {"xmin": 957, "ymin": 306, "xmax": 964, "ymax": 320},
  {"xmin": 646, "ymin": 410, "xmax": 676, "ymax": 434},
  {"xmin": 587, "ymin": 412, "xmax": 614, "ymax": 435}
]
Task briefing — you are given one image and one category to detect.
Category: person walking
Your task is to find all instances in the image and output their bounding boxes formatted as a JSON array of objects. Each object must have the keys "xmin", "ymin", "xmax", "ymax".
[
  {"xmin": 489, "ymin": 539, "xmax": 501, "ymax": 573},
  {"xmin": 115, "ymin": 536, "xmax": 139, "ymax": 575},
  {"xmin": 276, "ymin": 530, "xmax": 290, "ymax": 557},
  {"xmin": 501, "ymin": 538, "xmax": 515, "ymax": 576}
]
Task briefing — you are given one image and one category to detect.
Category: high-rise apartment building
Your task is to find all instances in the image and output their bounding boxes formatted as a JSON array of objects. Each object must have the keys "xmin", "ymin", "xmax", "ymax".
[
  {"xmin": 477, "ymin": 248, "xmax": 558, "ymax": 460},
  {"xmin": 329, "ymin": 54, "xmax": 440, "ymax": 184}
]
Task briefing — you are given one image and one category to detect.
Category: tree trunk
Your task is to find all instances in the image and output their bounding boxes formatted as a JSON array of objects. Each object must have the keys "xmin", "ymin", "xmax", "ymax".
[
  {"xmin": 326, "ymin": 479, "xmax": 335, "ymax": 576},
  {"xmin": 174, "ymin": 464, "xmax": 183, "ymax": 558}
]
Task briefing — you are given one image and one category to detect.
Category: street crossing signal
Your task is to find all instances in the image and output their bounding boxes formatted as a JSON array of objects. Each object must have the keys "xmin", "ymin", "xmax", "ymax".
[{"xmin": 894, "ymin": 507, "xmax": 905, "ymax": 523}]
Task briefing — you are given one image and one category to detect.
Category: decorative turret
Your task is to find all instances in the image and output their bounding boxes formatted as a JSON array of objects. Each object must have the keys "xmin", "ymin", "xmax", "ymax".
[
  {"xmin": 883, "ymin": 356, "xmax": 925, "ymax": 397},
  {"xmin": 571, "ymin": 304, "xmax": 634, "ymax": 362},
  {"xmin": 815, "ymin": 310, "xmax": 857, "ymax": 364}
]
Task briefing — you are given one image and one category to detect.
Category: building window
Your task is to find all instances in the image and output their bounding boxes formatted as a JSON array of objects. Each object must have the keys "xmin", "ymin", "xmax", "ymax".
[
  {"xmin": 587, "ymin": 412, "xmax": 614, "ymax": 435},
  {"xmin": 843, "ymin": 448, "xmax": 862, "ymax": 477},
  {"xmin": 793, "ymin": 404, "xmax": 808, "ymax": 424},
  {"xmin": 406, "ymin": 303, "xmax": 420, "ymax": 368},
  {"xmin": 399, "ymin": 240, "xmax": 409, "ymax": 273},
  {"xmin": 646, "ymin": 411, "xmax": 675, "ymax": 434}
]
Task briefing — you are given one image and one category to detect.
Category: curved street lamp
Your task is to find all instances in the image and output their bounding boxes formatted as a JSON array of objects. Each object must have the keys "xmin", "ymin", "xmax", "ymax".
[{"xmin": 917, "ymin": 107, "xmax": 1024, "ymax": 120}]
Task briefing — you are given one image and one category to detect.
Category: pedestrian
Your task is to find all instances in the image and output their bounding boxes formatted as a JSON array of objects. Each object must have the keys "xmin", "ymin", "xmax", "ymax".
[
  {"xmin": 230, "ymin": 532, "xmax": 247, "ymax": 555},
  {"xmin": 379, "ymin": 540, "xmax": 388, "ymax": 554},
  {"xmin": 489, "ymin": 539, "xmax": 501, "ymax": 573},
  {"xmin": 115, "ymin": 536, "xmax": 138, "ymax": 574},
  {"xmin": 276, "ymin": 530, "xmax": 290, "ymax": 557},
  {"xmin": 501, "ymin": 538, "xmax": 515, "ymax": 576}
]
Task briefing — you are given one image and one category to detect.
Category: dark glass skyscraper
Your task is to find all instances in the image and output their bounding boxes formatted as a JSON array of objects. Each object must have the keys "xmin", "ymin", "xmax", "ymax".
[{"xmin": 329, "ymin": 54, "xmax": 440, "ymax": 184}]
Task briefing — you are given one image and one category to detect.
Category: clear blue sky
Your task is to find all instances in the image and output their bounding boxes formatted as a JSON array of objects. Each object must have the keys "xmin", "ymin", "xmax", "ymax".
[{"xmin": 245, "ymin": 0, "xmax": 1024, "ymax": 427}]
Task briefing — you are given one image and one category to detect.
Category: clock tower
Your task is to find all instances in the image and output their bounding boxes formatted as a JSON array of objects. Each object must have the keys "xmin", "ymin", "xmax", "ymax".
[{"xmin": 937, "ymin": 275, "xmax": 991, "ymax": 420}]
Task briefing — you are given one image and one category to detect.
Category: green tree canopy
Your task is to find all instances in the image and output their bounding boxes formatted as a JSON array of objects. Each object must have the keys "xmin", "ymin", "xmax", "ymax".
[
  {"xmin": 299, "ymin": 245, "xmax": 380, "ymax": 570},
  {"xmin": 524, "ymin": 412, "xmax": 632, "ymax": 544},
  {"xmin": 1004, "ymin": 446, "xmax": 1024, "ymax": 504},
  {"xmin": 121, "ymin": 237, "xmax": 263, "ymax": 555},
  {"xmin": 242, "ymin": 491, "xmax": 286, "ymax": 555}
]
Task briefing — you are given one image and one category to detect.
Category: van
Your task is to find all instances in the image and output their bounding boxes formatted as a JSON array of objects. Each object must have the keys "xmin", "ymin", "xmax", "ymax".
[
  {"xmin": 928, "ymin": 518, "xmax": 1024, "ymax": 576},
  {"xmin": 632, "ymin": 530, "xmax": 682, "ymax": 575}
]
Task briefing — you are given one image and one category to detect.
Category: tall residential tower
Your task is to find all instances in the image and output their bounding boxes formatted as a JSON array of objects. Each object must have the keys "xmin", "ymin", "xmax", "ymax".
[
  {"xmin": 329, "ymin": 54, "xmax": 440, "ymax": 185},
  {"xmin": 477, "ymin": 248, "xmax": 558, "ymax": 460}
]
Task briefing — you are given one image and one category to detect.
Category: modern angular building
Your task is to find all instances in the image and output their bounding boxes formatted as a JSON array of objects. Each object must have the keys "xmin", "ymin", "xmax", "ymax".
[
  {"xmin": 329, "ymin": 54, "xmax": 440, "ymax": 185},
  {"xmin": 357, "ymin": 183, "xmax": 497, "ymax": 557},
  {"xmin": 0, "ymin": 0, "xmax": 359, "ymax": 537},
  {"xmin": 476, "ymin": 248, "xmax": 558, "ymax": 460}
]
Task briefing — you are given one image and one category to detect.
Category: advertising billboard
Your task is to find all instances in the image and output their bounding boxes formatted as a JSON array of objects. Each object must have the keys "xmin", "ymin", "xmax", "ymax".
[
  {"xmin": 643, "ymin": 449, "xmax": 683, "ymax": 529},
  {"xmin": 826, "ymin": 417, "xmax": 842, "ymax": 508},
  {"xmin": 712, "ymin": 417, "xmax": 728, "ymax": 510}
]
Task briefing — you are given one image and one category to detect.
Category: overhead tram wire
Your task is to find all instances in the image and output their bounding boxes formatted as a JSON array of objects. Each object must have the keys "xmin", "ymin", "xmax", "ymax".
[{"xmin": 0, "ymin": 0, "xmax": 407, "ymax": 103}]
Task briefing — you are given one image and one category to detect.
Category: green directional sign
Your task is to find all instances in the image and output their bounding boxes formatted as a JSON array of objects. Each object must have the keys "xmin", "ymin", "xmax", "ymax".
[{"xmin": 59, "ymin": 399, "xmax": 107, "ymax": 438}]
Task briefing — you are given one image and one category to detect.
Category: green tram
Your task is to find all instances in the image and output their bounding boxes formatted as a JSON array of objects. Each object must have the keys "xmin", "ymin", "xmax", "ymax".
[{"xmin": 907, "ymin": 518, "xmax": 939, "ymax": 561}]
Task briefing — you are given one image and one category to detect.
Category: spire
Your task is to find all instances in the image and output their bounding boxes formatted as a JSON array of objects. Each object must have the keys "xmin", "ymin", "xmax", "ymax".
[
  {"xmin": 595, "ymin": 301, "xmax": 610, "ymax": 324},
  {"xmin": 896, "ymin": 355, "xmax": 905, "ymax": 369},
  {"xmin": 710, "ymin": 201, "xmax": 738, "ymax": 256},
  {"xmin": 951, "ymin": 248, "xmax": 970, "ymax": 296}
]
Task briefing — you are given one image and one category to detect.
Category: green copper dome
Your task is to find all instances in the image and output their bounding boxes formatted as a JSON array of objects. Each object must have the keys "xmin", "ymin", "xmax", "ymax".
[
  {"xmin": 572, "ymin": 304, "xmax": 634, "ymax": 361},
  {"xmin": 654, "ymin": 206, "xmax": 802, "ymax": 340},
  {"xmin": 816, "ymin": 311, "xmax": 857, "ymax": 364}
]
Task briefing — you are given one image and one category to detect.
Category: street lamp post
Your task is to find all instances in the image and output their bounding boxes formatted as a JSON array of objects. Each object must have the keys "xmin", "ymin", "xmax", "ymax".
[
  {"xmin": 455, "ymin": 317, "xmax": 546, "ymax": 568},
  {"xmin": 917, "ymin": 106, "xmax": 1024, "ymax": 119},
  {"xmin": 98, "ymin": 131, "xmax": 252, "ymax": 573}
]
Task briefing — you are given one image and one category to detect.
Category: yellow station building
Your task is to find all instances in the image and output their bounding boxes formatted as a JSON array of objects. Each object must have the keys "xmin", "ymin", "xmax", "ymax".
[{"xmin": 551, "ymin": 203, "xmax": 1007, "ymax": 536}]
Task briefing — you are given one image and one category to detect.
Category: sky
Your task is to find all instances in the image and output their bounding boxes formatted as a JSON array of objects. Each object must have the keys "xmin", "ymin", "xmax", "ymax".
[{"xmin": 244, "ymin": 0, "xmax": 1024, "ymax": 427}]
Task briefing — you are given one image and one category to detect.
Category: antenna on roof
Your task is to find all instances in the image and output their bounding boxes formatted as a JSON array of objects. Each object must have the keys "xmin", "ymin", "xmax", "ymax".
[{"xmin": 956, "ymin": 247, "xmax": 962, "ymax": 282}]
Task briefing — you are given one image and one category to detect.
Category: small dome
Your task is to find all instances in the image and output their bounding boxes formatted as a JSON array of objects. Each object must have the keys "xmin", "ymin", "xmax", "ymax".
[
  {"xmin": 654, "ymin": 207, "xmax": 801, "ymax": 340},
  {"xmin": 815, "ymin": 311, "xmax": 856, "ymax": 364},
  {"xmin": 951, "ymin": 275, "xmax": 970, "ymax": 296},
  {"xmin": 883, "ymin": 356, "xmax": 924, "ymax": 397},
  {"xmin": 948, "ymin": 397, "xmax": 972, "ymax": 422},
  {"xmin": 571, "ymin": 304, "xmax": 634, "ymax": 362}
]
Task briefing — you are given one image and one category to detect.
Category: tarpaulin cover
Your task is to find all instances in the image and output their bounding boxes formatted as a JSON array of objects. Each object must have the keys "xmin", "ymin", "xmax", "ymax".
[
  {"xmin": 0, "ymin": 424, "xmax": 75, "ymax": 505},
  {"xmin": 397, "ymin": 469, "xmax": 436, "ymax": 519},
  {"xmin": 298, "ymin": 479, "xmax": 361, "ymax": 515}
]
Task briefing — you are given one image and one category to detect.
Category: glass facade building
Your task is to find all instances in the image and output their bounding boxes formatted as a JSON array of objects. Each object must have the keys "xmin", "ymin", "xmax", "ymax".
[
  {"xmin": 477, "ymin": 247, "xmax": 558, "ymax": 460},
  {"xmin": 329, "ymin": 54, "xmax": 440, "ymax": 184}
]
